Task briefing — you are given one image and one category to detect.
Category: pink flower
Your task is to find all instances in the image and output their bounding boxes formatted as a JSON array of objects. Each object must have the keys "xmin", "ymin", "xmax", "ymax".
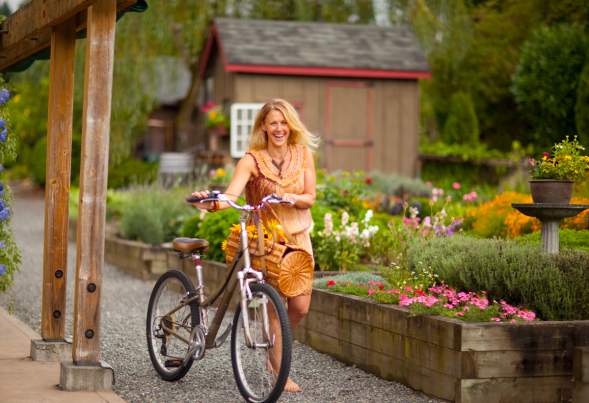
[
  {"xmin": 443, "ymin": 303, "xmax": 455, "ymax": 309},
  {"xmin": 327, "ymin": 280, "xmax": 336, "ymax": 287},
  {"xmin": 490, "ymin": 317, "xmax": 501, "ymax": 322},
  {"xmin": 368, "ymin": 289, "xmax": 375, "ymax": 296},
  {"xmin": 455, "ymin": 311, "xmax": 465, "ymax": 317},
  {"xmin": 452, "ymin": 182, "xmax": 461, "ymax": 190}
]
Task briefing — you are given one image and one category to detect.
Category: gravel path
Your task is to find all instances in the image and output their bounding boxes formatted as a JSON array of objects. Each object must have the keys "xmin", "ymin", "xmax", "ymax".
[{"xmin": 1, "ymin": 188, "xmax": 444, "ymax": 403}]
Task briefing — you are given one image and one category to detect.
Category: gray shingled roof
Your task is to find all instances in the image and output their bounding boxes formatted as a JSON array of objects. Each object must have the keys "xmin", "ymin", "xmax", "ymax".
[{"xmin": 214, "ymin": 18, "xmax": 429, "ymax": 72}]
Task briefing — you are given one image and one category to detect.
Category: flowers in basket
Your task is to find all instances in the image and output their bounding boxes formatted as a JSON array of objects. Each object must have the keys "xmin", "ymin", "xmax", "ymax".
[
  {"xmin": 528, "ymin": 136, "xmax": 589, "ymax": 181},
  {"xmin": 201, "ymin": 101, "xmax": 228, "ymax": 130}
]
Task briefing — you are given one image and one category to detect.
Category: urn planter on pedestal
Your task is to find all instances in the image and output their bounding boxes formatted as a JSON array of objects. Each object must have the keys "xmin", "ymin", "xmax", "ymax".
[{"xmin": 529, "ymin": 179, "xmax": 574, "ymax": 204}]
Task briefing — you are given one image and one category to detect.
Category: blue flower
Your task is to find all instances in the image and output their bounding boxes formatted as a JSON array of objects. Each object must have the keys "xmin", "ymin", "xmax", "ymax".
[
  {"xmin": 0, "ymin": 118, "xmax": 4, "ymax": 129},
  {"xmin": 0, "ymin": 128, "xmax": 6, "ymax": 143},
  {"xmin": 0, "ymin": 264, "xmax": 6, "ymax": 276},
  {"xmin": 0, "ymin": 207, "xmax": 10, "ymax": 221},
  {"xmin": 0, "ymin": 241, "xmax": 5, "ymax": 249},
  {"xmin": 0, "ymin": 182, "xmax": 3, "ymax": 197},
  {"xmin": 0, "ymin": 89, "xmax": 10, "ymax": 106}
]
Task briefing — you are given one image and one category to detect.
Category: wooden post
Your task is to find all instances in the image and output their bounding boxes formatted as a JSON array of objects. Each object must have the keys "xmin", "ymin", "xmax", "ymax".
[
  {"xmin": 72, "ymin": 0, "xmax": 116, "ymax": 364},
  {"xmin": 41, "ymin": 18, "xmax": 77, "ymax": 341}
]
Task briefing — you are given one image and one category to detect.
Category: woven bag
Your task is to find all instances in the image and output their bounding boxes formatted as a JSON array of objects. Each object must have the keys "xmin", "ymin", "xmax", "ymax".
[{"xmin": 224, "ymin": 230, "xmax": 313, "ymax": 298}]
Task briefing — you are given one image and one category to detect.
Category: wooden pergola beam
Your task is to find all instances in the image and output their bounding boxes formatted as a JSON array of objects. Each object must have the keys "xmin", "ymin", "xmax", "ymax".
[{"xmin": 0, "ymin": 0, "xmax": 137, "ymax": 72}]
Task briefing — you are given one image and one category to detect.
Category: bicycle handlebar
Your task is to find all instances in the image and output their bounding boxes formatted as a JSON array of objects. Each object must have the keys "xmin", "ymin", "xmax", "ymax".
[{"xmin": 186, "ymin": 191, "xmax": 293, "ymax": 211}]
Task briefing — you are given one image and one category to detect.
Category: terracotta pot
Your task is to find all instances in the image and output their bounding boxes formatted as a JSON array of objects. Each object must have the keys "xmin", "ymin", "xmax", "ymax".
[{"xmin": 529, "ymin": 179, "xmax": 574, "ymax": 204}]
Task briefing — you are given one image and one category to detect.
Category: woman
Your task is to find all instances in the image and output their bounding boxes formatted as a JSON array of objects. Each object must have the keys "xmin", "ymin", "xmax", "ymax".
[{"xmin": 191, "ymin": 98, "xmax": 319, "ymax": 393}]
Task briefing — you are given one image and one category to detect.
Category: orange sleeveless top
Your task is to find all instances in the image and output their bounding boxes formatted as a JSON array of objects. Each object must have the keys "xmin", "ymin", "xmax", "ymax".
[{"xmin": 245, "ymin": 144, "xmax": 313, "ymax": 237}]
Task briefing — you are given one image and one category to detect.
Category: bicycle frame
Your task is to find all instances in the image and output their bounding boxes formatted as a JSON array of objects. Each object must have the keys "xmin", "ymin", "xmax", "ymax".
[{"xmin": 160, "ymin": 193, "xmax": 289, "ymax": 353}]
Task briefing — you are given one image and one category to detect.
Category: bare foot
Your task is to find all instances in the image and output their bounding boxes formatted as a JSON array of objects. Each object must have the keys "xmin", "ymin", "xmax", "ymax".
[{"xmin": 284, "ymin": 378, "xmax": 302, "ymax": 393}]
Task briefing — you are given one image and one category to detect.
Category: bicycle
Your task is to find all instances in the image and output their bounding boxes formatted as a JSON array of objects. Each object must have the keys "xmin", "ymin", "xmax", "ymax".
[{"xmin": 146, "ymin": 192, "xmax": 293, "ymax": 403}]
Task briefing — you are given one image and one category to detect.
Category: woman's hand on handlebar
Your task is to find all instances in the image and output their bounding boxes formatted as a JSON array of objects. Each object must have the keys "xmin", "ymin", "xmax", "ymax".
[{"xmin": 188, "ymin": 190, "xmax": 219, "ymax": 211}]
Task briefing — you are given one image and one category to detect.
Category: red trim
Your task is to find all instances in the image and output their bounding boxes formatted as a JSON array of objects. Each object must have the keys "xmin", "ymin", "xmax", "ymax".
[{"xmin": 226, "ymin": 64, "xmax": 431, "ymax": 80}]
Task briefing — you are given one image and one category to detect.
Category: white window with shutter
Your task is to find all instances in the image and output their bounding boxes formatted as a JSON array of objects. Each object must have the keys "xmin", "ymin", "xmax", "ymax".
[{"xmin": 230, "ymin": 103, "xmax": 263, "ymax": 158}]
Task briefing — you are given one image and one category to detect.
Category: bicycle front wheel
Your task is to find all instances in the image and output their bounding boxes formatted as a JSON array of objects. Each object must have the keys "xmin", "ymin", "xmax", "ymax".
[
  {"xmin": 231, "ymin": 282, "xmax": 292, "ymax": 403},
  {"xmin": 146, "ymin": 269, "xmax": 199, "ymax": 381}
]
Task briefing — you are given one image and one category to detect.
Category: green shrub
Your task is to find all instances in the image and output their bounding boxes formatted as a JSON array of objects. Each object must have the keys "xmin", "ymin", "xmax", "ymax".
[
  {"xmin": 576, "ymin": 60, "xmax": 589, "ymax": 146},
  {"xmin": 195, "ymin": 207, "xmax": 241, "ymax": 263},
  {"xmin": 408, "ymin": 235, "xmax": 589, "ymax": 320},
  {"xmin": 442, "ymin": 91, "xmax": 479, "ymax": 146},
  {"xmin": 516, "ymin": 229, "xmax": 589, "ymax": 252},
  {"xmin": 108, "ymin": 158, "xmax": 158, "ymax": 189},
  {"xmin": 512, "ymin": 24, "xmax": 588, "ymax": 148},
  {"xmin": 29, "ymin": 137, "xmax": 46, "ymax": 186},
  {"xmin": 180, "ymin": 214, "xmax": 202, "ymax": 238},
  {"xmin": 118, "ymin": 186, "xmax": 193, "ymax": 245},
  {"xmin": 367, "ymin": 171, "xmax": 431, "ymax": 197}
]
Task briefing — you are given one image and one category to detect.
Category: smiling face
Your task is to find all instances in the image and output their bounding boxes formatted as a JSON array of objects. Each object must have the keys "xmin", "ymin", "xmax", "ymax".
[{"xmin": 262, "ymin": 110, "xmax": 290, "ymax": 148}]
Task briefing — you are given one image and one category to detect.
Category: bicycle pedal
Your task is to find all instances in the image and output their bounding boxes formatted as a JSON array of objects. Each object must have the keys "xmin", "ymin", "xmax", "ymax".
[{"xmin": 164, "ymin": 358, "xmax": 183, "ymax": 368}]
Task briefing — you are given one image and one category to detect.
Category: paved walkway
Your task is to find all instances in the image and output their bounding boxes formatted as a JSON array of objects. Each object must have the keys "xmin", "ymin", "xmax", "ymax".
[
  {"xmin": 0, "ymin": 306, "xmax": 124, "ymax": 402},
  {"xmin": 0, "ymin": 185, "xmax": 443, "ymax": 403}
]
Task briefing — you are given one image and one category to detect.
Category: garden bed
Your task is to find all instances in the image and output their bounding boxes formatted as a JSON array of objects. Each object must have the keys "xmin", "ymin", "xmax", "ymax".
[{"xmin": 101, "ymin": 232, "xmax": 589, "ymax": 402}]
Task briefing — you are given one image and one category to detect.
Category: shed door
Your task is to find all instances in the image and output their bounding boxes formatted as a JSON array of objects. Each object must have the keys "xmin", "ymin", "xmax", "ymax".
[{"xmin": 324, "ymin": 82, "xmax": 373, "ymax": 171}]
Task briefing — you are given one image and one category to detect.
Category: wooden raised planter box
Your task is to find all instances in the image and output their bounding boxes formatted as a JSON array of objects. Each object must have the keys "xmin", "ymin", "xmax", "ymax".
[{"xmin": 101, "ymin": 232, "xmax": 589, "ymax": 402}]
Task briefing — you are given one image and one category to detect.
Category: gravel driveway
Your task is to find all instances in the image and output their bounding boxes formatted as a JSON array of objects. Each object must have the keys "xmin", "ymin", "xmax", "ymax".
[{"xmin": 1, "ymin": 187, "xmax": 443, "ymax": 403}]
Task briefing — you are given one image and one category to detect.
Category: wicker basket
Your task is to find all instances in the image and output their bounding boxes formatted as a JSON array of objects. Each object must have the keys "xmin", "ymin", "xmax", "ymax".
[{"xmin": 224, "ymin": 231, "xmax": 313, "ymax": 297}]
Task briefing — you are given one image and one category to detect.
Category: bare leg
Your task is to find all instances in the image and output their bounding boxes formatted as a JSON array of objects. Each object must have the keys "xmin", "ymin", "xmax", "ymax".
[{"xmin": 279, "ymin": 293, "xmax": 312, "ymax": 392}]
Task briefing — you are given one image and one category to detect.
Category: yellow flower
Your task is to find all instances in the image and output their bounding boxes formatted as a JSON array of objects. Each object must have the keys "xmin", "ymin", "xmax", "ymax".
[
  {"xmin": 221, "ymin": 240, "xmax": 228, "ymax": 251},
  {"xmin": 215, "ymin": 168, "xmax": 226, "ymax": 177}
]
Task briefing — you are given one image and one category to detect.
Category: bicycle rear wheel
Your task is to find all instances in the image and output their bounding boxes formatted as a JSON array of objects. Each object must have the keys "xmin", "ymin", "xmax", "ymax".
[
  {"xmin": 231, "ymin": 282, "xmax": 292, "ymax": 403},
  {"xmin": 146, "ymin": 270, "xmax": 199, "ymax": 381}
]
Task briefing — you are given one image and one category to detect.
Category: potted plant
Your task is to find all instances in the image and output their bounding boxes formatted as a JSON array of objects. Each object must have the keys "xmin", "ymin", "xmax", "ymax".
[
  {"xmin": 208, "ymin": 167, "xmax": 230, "ymax": 192},
  {"xmin": 528, "ymin": 136, "xmax": 589, "ymax": 204},
  {"xmin": 201, "ymin": 101, "xmax": 229, "ymax": 152}
]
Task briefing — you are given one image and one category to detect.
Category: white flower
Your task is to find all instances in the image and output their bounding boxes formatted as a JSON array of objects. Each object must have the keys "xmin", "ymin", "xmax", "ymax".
[
  {"xmin": 323, "ymin": 213, "xmax": 333, "ymax": 236},
  {"xmin": 409, "ymin": 206, "xmax": 419, "ymax": 219},
  {"xmin": 341, "ymin": 211, "xmax": 349, "ymax": 226},
  {"xmin": 364, "ymin": 209, "xmax": 373, "ymax": 223}
]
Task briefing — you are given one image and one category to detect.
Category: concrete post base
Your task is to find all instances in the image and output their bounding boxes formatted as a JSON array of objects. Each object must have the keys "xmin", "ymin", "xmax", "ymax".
[
  {"xmin": 59, "ymin": 361, "xmax": 114, "ymax": 391},
  {"xmin": 30, "ymin": 338, "xmax": 72, "ymax": 362}
]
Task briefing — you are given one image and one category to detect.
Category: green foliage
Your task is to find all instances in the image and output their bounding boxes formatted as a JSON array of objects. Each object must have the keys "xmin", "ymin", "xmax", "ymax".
[
  {"xmin": 0, "ymin": 81, "xmax": 22, "ymax": 292},
  {"xmin": 29, "ymin": 137, "xmax": 46, "ymax": 186},
  {"xmin": 107, "ymin": 158, "xmax": 158, "ymax": 189},
  {"xmin": 512, "ymin": 24, "xmax": 589, "ymax": 148},
  {"xmin": 576, "ymin": 61, "xmax": 589, "ymax": 146},
  {"xmin": 408, "ymin": 235, "xmax": 589, "ymax": 320},
  {"xmin": 316, "ymin": 170, "xmax": 371, "ymax": 216},
  {"xmin": 119, "ymin": 186, "xmax": 194, "ymax": 245},
  {"xmin": 516, "ymin": 229, "xmax": 589, "ymax": 252},
  {"xmin": 313, "ymin": 272, "xmax": 387, "ymax": 289},
  {"xmin": 442, "ymin": 91, "xmax": 479, "ymax": 145},
  {"xmin": 195, "ymin": 207, "xmax": 241, "ymax": 262},
  {"xmin": 367, "ymin": 171, "xmax": 431, "ymax": 197}
]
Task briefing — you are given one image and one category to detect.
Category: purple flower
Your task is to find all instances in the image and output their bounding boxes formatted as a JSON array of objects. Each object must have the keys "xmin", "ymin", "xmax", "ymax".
[
  {"xmin": 0, "ymin": 89, "xmax": 10, "ymax": 106},
  {"xmin": 0, "ymin": 128, "xmax": 6, "ymax": 143},
  {"xmin": 0, "ymin": 118, "xmax": 5, "ymax": 129},
  {"xmin": 0, "ymin": 240, "xmax": 4, "ymax": 249},
  {"xmin": 0, "ymin": 182, "xmax": 3, "ymax": 197},
  {"xmin": 0, "ymin": 264, "xmax": 6, "ymax": 276},
  {"xmin": 0, "ymin": 207, "xmax": 10, "ymax": 221}
]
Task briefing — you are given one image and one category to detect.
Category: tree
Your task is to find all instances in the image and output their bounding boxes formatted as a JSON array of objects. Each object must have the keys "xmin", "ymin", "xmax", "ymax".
[
  {"xmin": 442, "ymin": 91, "xmax": 479, "ymax": 145},
  {"xmin": 576, "ymin": 61, "xmax": 589, "ymax": 146},
  {"xmin": 512, "ymin": 24, "xmax": 588, "ymax": 148}
]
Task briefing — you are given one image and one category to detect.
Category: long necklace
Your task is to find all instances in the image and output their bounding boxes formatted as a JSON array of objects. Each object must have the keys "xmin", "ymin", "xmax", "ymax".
[{"xmin": 270, "ymin": 147, "xmax": 289, "ymax": 174}]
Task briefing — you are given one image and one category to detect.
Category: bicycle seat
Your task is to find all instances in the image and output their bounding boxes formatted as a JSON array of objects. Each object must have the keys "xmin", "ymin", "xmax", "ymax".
[{"xmin": 172, "ymin": 237, "xmax": 209, "ymax": 253}]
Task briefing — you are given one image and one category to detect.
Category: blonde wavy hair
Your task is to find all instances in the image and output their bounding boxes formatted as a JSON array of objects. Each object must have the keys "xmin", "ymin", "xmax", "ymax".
[{"xmin": 249, "ymin": 99, "xmax": 320, "ymax": 151}]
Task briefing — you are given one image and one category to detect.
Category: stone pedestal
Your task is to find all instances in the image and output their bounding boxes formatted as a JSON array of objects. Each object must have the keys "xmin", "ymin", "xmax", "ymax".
[
  {"xmin": 512, "ymin": 203, "xmax": 589, "ymax": 254},
  {"xmin": 59, "ymin": 360, "xmax": 114, "ymax": 391},
  {"xmin": 30, "ymin": 338, "xmax": 72, "ymax": 362}
]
